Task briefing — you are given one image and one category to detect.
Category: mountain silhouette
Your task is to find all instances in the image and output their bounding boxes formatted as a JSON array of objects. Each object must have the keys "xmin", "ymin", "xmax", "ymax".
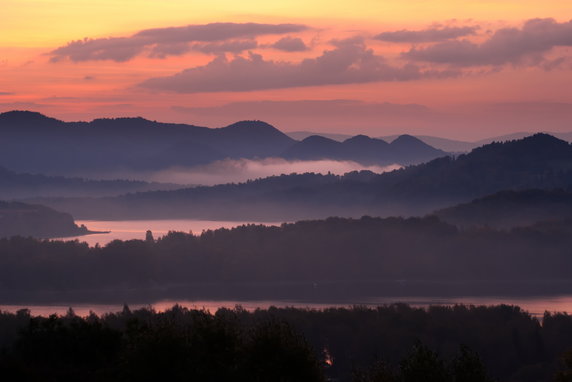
[
  {"xmin": 0, "ymin": 110, "xmax": 446, "ymax": 176},
  {"xmin": 0, "ymin": 110, "xmax": 63, "ymax": 129},
  {"xmin": 283, "ymin": 135, "xmax": 346, "ymax": 160},
  {"xmin": 283, "ymin": 133, "xmax": 445, "ymax": 165},
  {"xmin": 389, "ymin": 134, "xmax": 447, "ymax": 164},
  {"xmin": 212, "ymin": 120, "xmax": 295, "ymax": 157},
  {"xmin": 38, "ymin": 133, "xmax": 572, "ymax": 220},
  {"xmin": 373, "ymin": 133, "xmax": 572, "ymax": 200}
]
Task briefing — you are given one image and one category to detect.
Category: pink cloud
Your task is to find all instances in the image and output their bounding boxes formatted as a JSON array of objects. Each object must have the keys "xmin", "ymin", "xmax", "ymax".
[
  {"xmin": 50, "ymin": 22, "xmax": 308, "ymax": 62},
  {"xmin": 403, "ymin": 18, "xmax": 572, "ymax": 67},
  {"xmin": 139, "ymin": 39, "xmax": 455, "ymax": 93}
]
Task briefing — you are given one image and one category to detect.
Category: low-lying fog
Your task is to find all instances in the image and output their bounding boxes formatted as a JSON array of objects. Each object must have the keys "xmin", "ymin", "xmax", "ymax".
[{"xmin": 103, "ymin": 158, "xmax": 401, "ymax": 186}]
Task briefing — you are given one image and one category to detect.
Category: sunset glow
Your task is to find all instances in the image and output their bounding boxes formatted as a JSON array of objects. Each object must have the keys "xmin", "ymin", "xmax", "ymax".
[{"xmin": 2, "ymin": 0, "xmax": 572, "ymax": 139}]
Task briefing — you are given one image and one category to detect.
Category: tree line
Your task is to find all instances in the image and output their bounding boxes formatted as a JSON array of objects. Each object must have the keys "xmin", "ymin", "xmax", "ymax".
[
  {"xmin": 2, "ymin": 304, "xmax": 572, "ymax": 381},
  {"xmin": 2, "ymin": 216, "xmax": 572, "ymax": 298}
]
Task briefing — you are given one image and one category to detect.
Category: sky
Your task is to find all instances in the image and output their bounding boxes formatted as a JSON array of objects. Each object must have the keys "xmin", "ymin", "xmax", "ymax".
[{"xmin": 1, "ymin": 0, "xmax": 572, "ymax": 140}]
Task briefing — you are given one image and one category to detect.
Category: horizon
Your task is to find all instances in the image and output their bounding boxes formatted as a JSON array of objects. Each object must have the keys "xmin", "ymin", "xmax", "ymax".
[
  {"xmin": 2, "ymin": 1, "xmax": 572, "ymax": 140},
  {"xmin": 1, "ymin": 108, "xmax": 569, "ymax": 145}
]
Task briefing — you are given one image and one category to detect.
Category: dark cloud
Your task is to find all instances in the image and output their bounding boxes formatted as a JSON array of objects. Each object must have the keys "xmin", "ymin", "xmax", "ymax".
[
  {"xmin": 271, "ymin": 36, "xmax": 308, "ymax": 52},
  {"xmin": 375, "ymin": 25, "xmax": 478, "ymax": 43},
  {"xmin": 403, "ymin": 18, "xmax": 572, "ymax": 67},
  {"xmin": 133, "ymin": 22, "xmax": 307, "ymax": 42},
  {"xmin": 0, "ymin": 92, "xmax": 13, "ymax": 96},
  {"xmin": 50, "ymin": 22, "xmax": 308, "ymax": 62},
  {"xmin": 51, "ymin": 37, "xmax": 142, "ymax": 62},
  {"xmin": 192, "ymin": 39, "xmax": 258, "ymax": 54},
  {"xmin": 148, "ymin": 42, "xmax": 193, "ymax": 58},
  {"xmin": 139, "ymin": 40, "xmax": 453, "ymax": 93}
]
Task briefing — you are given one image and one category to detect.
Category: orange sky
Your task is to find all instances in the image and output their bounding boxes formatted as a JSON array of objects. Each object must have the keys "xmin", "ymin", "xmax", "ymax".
[{"xmin": 1, "ymin": 0, "xmax": 572, "ymax": 140}]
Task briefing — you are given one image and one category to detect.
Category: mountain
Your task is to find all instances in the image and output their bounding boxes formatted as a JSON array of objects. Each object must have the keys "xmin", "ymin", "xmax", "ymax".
[
  {"xmin": 373, "ymin": 133, "xmax": 572, "ymax": 197},
  {"xmin": 381, "ymin": 135, "xmax": 477, "ymax": 153},
  {"xmin": 389, "ymin": 134, "xmax": 447, "ymax": 164},
  {"xmin": 283, "ymin": 135, "xmax": 346, "ymax": 160},
  {"xmin": 286, "ymin": 131, "xmax": 353, "ymax": 142},
  {"xmin": 435, "ymin": 189, "xmax": 572, "ymax": 229},
  {"xmin": 292, "ymin": 132, "xmax": 476, "ymax": 152},
  {"xmin": 0, "ymin": 111, "xmax": 446, "ymax": 177},
  {"xmin": 0, "ymin": 111, "xmax": 296, "ymax": 176},
  {"xmin": 215, "ymin": 120, "xmax": 296, "ymax": 157},
  {"xmin": 381, "ymin": 131, "xmax": 572, "ymax": 153},
  {"xmin": 34, "ymin": 133, "xmax": 572, "ymax": 221},
  {"xmin": 0, "ymin": 201, "xmax": 96, "ymax": 238},
  {"xmin": 283, "ymin": 134, "xmax": 446, "ymax": 165},
  {"xmin": 0, "ymin": 166, "xmax": 179, "ymax": 199}
]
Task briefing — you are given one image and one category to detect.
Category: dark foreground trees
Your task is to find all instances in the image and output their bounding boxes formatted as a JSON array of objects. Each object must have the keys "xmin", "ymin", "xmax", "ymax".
[
  {"xmin": 2, "ymin": 305, "xmax": 572, "ymax": 381},
  {"xmin": 354, "ymin": 344, "xmax": 493, "ymax": 382},
  {"xmin": 0, "ymin": 306, "xmax": 324, "ymax": 382}
]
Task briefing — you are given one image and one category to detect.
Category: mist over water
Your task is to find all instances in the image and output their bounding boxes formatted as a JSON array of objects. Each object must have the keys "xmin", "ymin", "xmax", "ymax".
[{"xmin": 102, "ymin": 158, "xmax": 401, "ymax": 186}]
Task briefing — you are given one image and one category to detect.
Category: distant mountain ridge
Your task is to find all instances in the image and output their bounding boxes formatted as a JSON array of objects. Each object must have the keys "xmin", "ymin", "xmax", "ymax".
[
  {"xmin": 382, "ymin": 131, "xmax": 572, "ymax": 152},
  {"xmin": 0, "ymin": 110, "xmax": 447, "ymax": 176},
  {"xmin": 289, "ymin": 130, "xmax": 572, "ymax": 152},
  {"xmin": 284, "ymin": 134, "xmax": 445, "ymax": 165},
  {"xmin": 35, "ymin": 133, "xmax": 572, "ymax": 220}
]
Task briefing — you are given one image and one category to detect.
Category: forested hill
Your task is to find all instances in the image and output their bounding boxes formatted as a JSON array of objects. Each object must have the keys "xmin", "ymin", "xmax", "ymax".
[
  {"xmin": 370, "ymin": 133, "xmax": 572, "ymax": 199},
  {"xmin": 36, "ymin": 133, "xmax": 572, "ymax": 220},
  {"xmin": 0, "ymin": 201, "xmax": 92, "ymax": 238},
  {"xmin": 3, "ymin": 215, "xmax": 572, "ymax": 301},
  {"xmin": 436, "ymin": 189, "xmax": 572, "ymax": 228},
  {"xmin": 0, "ymin": 166, "xmax": 179, "ymax": 199}
]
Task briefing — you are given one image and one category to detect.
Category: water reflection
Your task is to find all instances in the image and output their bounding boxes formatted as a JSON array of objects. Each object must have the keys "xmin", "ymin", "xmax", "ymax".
[
  {"xmin": 53, "ymin": 219, "xmax": 278, "ymax": 247},
  {"xmin": 2, "ymin": 295, "xmax": 572, "ymax": 318}
]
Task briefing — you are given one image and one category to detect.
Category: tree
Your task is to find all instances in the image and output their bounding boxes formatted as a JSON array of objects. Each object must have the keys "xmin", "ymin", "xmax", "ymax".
[
  {"xmin": 451, "ymin": 345, "xmax": 493, "ymax": 382},
  {"xmin": 353, "ymin": 359, "xmax": 396, "ymax": 382},
  {"xmin": 400, "ymin": 342, "xmax": 451, "ymax": 382},
  {"xmin": 555, "ymin": 349, "xmax": 572, "ymax": 382}
]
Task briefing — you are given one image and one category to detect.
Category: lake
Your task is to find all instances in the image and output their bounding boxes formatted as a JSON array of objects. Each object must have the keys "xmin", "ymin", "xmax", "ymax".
[
  {"xmin": 54, "ymin": 219, "xmax": 279, "ymax": 246},
  {"xmin": 2, "ymin": 295, "xmax": 572, "ymax": 318}
]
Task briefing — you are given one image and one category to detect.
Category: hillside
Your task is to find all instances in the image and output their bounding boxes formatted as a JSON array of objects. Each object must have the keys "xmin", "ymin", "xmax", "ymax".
[
  {"xmin": 435, "ymin": 189, "xmax": 572, "ymax": 229},
  {"xmin": 34, "ymin": 134, "xmax": 572, "ymax": 220},
  {"xmin": 371, "ymin": 133, "xmax": 572, "ymax": 200},
  {"xmin": 0, "ymin": 201, "xmax": 96, "ymax": 238},
  {"xmin": 0, "ymin": 166, "xmax": 179, "ymax": 199}
]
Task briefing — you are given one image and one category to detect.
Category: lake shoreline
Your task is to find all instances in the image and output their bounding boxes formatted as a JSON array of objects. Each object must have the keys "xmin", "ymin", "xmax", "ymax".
[
  {"xmin": 50, "ymin": 219, "xmax": 279, "ymax": 246},
  {"xmin": 2, "ymin": 294, "xmax": 571, "ymax": 319},
  {"xmin": 2, "ymin": 279, "xmax": 572, "ymax": 306}
]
